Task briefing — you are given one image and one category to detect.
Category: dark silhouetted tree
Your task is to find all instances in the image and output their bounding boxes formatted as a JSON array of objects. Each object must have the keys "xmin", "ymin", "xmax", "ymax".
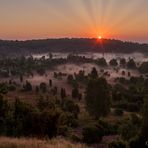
[
  {"xmin": 97, "ymin": 58, "xmax": 107, "ymax": 67},
  {"xmin": 109, "ymin": 59, "xmax": 118, "ymax": 67},
  {"xmin": 35, "ymin": 86, "xmax": 39, "ymax": 93},
  {"xmin": 49, "ymin": 79, "xmax": 52, "ymax": 87},
  {"xmin": 140, "ymin": 96, "xmax": 148, "ymax": 140},
  {"xmin": 24, "ymin": 81, "xmax": 32, "ymax": 91},
  {"xmin": 20, "ymin": 75, "xmax": 23, "ymax": 83},
  {"xmin": 85, "ymin": 78, "xmax": 111, "ymax": 118},
  {"xmin": 61, "ymin": 88, "xmax": 66, "ymax": 100},
  {"xmin": 120, "ymin": 58, "xmax": 126, "ymax": 67},
  {"xmin": 72, "ymin": 87, "xmax": 79, "ymax": 99},
  {"xmin": 40, "ymin": 82, "xmax": 47, "ymax": 93},
  {"xmin": 90, "ymin": 67, "xmax": 98, "ymax": 79},
  {"xmin": 127, "ymin": 59, "xmax": 136, "ymax": 69}
]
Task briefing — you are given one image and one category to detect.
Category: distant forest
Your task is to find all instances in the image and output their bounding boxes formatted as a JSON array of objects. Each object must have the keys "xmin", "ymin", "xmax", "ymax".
[{"xmin": 0, "ymin": 38, "xmax": 148, "ymax": 56}]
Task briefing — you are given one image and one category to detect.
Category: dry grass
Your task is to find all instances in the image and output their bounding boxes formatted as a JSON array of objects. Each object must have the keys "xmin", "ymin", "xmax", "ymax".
[{"xmin": 0, "ymin": 137, "xmax": 87, "ymax": 148}]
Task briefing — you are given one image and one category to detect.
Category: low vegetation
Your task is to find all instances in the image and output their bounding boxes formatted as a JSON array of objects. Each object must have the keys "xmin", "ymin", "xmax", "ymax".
[{"xmin": 0, "ymin": 54, "xmax": 147, "ymax": 147}]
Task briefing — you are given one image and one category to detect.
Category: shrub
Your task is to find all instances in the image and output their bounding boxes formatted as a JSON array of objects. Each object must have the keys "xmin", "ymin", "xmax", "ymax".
[
  {"xmin": 127, "ymin": 103, "xmax": 139, "ymax": 112},
  {"xmin": 72, "ymin": 87, "xmax": 79, "ymax": 99},
  {"xmin": 139, "ymin": 62, "xmax": 148, "ymax": 74},
  {"xmin": 130, "ymin": 113, "xmax": 141, "ymax": 126},
  {"xmin": 39, "ymin": 82, "xmax": 47, "ymax": 93},
  {"xmin": 97, "ymin": 58, "xmax": 108, "ymax": 67},
  {"xmin": 119, "ymin": 121, "xmax": 138, "ymax": 141},
  {"xmin": 109, "ymin": 59, "xmax": 118, "ymax": 67},
  {"xmin": 37, "ymin": 96, "xmax": 55, "ymax": 111},
  {"xmin": 129, "ymin": 136, "xmax": 147, "ymax": 148},
  {"xmin": 109, "ymin": 140, "xmax": 127, "ymax": 148},
  {"xmin": 59, "ymin": 111, "xmax": 78, "ymax": 128},
  {"xmin": 8, "ymin": 85, "xmax": 16, "ymax": 91},
  {"xmin": 114, "ymin": 108, "xmax": 124, "ymax": 116},
  {"xmin": 127, "ymin": 59, "xmax": 137, "ymax": 69},
  {"xmin": 0, "ymin": 83, "xmax": 8, "ymax": 94},
  {"xmin": 67, "ymin": 74, "xmax": 74, "ymax": 83},
  {"xmin": 23, "ymin": 81, "xmax": 32, "ymax": 91},
  {"xmin": 120, "ymin": 58, "xmax": 126, "ymax": 67},
  {"xmin": 70, "ymin": 134, "xmax": 81, "ymax": 142},
  {"xmin": 98, "ymin": 119, "xmax": 118, "ymax": 135},
  {"xmin": 62, "ymin": 99, "xmax": 80, "ymax": 119},
  {"xmin": 57, "ymin": 125, "xmax": 68, "ymax": 136},
  {"xmin": 82, "ymin": 124, "xmax": 104, "ymax": 144}
]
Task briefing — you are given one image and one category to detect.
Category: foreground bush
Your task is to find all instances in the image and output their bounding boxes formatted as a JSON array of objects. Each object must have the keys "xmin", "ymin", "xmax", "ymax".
[
  {"xmin": 0, "ymin": 96, "xmax": 79, "ymax": 138},
  {"xmin": 98, "ymin": 119, "xmax": 118, "ymax": 135},
  {"xmin": 129, "ymin": 136, "xmax": 148, "ymax": 148},
  {"xmin": 114, "ymin": 108, "xmax": 124, "ymax": 116},
  {"xmin": 139, "ymin": 62, "xmax": 148, "ymax": 74},
  {"xmin": 82, "ymin": 124, "xmax": 104, "ymax": 144},
  {"xmin": 109, "ymin": 140, "xmax": 127, "ymax": 148}
]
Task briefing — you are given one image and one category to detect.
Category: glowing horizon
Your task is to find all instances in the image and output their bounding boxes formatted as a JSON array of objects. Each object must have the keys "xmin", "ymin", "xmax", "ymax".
[{"xmin": 0, "ymin": 0, "xmax": 148, "ymax": 43}]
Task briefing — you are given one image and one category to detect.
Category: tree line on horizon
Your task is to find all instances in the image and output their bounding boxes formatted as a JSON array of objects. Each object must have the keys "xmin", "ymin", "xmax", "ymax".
[{"xmin": 0, "ymin": 38, "xmax": 147, "ymax": 56}]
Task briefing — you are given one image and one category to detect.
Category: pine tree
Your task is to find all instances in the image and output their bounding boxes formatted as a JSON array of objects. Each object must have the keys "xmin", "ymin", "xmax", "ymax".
[{"xmin": 85, "ymin": 78, "xmax": 111, "ymax": 118}]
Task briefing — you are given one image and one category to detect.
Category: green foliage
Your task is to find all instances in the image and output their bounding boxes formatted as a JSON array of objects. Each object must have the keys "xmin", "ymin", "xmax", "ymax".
[
  {"xmin": 31, "ymin": 110, "xmax": 60, "ymax": 138},
  {"xmin": 129, "ymin": 136, "xmax": 146, "ymax": 148},
  {"xmin": 127, "ymin": 59, "xmax": 137, "ymax": 69},
  {"xmin": 120, "ymin": 58, "xmax": 126, "ymax": 67},
  {"xmin": 0, "ymin": 95, "xmax": 8, "ymax": 117},
  {"xmin": 57, "ymin": 125, "xmax": 68, "ymax": 136},
  {"xmin": 119, "ymin": 121, "xmax": 137, "ymax": 141},
  {"xmin": 85, "ymin": 78, "xmax": 111, "ymax": 118},
  {"xmin": 97, "ymin": 58, "xmax": 107, "ymax": 67},
  {"xmin": 98, "ymin": 119, "xmax": 118, "ymax": 135},
  {"xmin": 8, "ymin": 85, "xmax": 16, "ymax": 91},
  {"xmin": 36, "ymin": 67, "xmax": 46, "ymax": 76},
  {"xmin": 48, "ymin": 52, "xmax": 53, "ymax": 59},
  {"xmin": 75, "ymin": 70, "xmax": 86, "ymax": 83},
  {"xmin": 23, "ymin": 81, "xmax": 32, "ymax": 91},
  {"xmin": 62, "ymin": 99, "xmax": 80, "ymax": 119},
  {"xmin": 49, "ymin": 79, "xmax": 52, "ymax": 87},
  {"xmin": 67, "ymin": 74, "xmax": 74, "ymax": 83},
  {"xmin": 130, "ymin": 113, "xmax": 141, "ymax": 126},
  {"xmin": 109, "ymin": 59, "xmax": 118, "ymax": 67},
  {"xmin": 39, "ymin": 82, "xmax": 47, "ymax": 93},
  {"xmin": 51, "ymin": 87, "xmax": 58, "ymax": 96},
  {"xmin": 35, "ymin": 86, "xmax": 39, "ymax": 93},
  {"xmin": 119, "ymin": 114, "xmax": 141, "ymax": 141},
  {"xmin": 0, "ymin": 94, "xmax": 81, "ymax": 138},
  {"xmin": 140, "ymin": 96, "xmax": 148, "ymax": 140},
  {"xmin": 0, "ymin": 95, "xmax": 9, "ymax": 134},
  {"xmin": 114, "ymin": 108, "xmax": 124, "ymax": 116},
  {"xmin": 139, "ymin": 61, "xmax": 148, "ymax": 74},
  {"xmin": 37, "ymin": 96, "xmax": 55, "ymax": 111},
  {"xmin": 90, "ymin": 67, "xmax": 98, "ymax": 79},
  {"xmin": 70, "ymin": 134, "xmax": 81, "ymax": 142},
  {"xmin": 72, "ymin": 87, "xmax": 79, "ymax": 99},
  {"xmin": 20, "ymin": 75, "xmax": 23, "ymax": 82},
  {"xmin": 59, "ymin": 112, "xmax": 78, "ymax": 127},
  {"xmin": 82, "ymin": 124, "xmax": 104, "ymax": 144},
  {"xmin": 109, "ymin": 140, "xmax": 127, "ymax": 148},
  {"xmin": 61, "ymin": 88, "xmax": 66, "ymax": 100},
  {"xmin": 0, "ymin": 83, "xmax": 8, "ymax": 94}
]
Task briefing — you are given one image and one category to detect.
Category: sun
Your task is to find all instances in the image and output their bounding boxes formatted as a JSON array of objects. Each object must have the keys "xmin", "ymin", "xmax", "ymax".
[{"xmin": 98, "ymin": 35, "xmax": 102, "ymax": 40}]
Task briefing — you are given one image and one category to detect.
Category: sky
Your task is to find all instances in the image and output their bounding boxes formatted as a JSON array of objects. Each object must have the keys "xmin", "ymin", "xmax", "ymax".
[{"xmin": 0, "ymin": 0, "xmax": 148, "ymax": 42}]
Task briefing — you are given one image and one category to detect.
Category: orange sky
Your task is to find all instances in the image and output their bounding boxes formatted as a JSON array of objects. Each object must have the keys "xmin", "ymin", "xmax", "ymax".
[{"xmin": 0, "ymin": 0, "xmax": 148, "ymax": 42}]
